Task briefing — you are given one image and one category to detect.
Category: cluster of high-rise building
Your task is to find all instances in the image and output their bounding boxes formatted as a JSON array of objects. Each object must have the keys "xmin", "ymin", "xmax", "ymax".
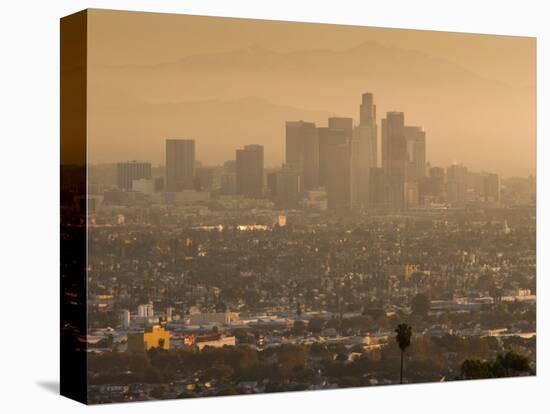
[{"xmin": 113, "ymin": 92, "xmax": 500, "ymax": 210}]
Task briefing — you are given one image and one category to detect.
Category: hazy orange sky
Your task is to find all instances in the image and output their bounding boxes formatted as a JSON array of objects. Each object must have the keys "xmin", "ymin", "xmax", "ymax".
[{"xmin": 87, "ymin": 9, "xmax": 536, "ymax": 177}]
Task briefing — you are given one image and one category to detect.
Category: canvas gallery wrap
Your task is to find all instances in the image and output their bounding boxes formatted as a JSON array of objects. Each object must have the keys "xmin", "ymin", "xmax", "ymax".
[{"xmin": 60, "ymin": 9, "xmax": 536, "ymax": 404}]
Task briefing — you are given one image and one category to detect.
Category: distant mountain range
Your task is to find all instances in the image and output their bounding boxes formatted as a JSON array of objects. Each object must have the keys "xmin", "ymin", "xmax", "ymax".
[
  {"xmin": 88, "ymin": 41, "xmax": 535, "ymax": 176},
  {"xmin": 94, "ymin": 41, "xmax": 507, "ymax": 87}
]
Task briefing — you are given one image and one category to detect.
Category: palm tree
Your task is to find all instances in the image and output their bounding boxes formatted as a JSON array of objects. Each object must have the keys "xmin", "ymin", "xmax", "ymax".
[{"xmin": 395, "ymin": 323, "xmax": 412, "ymax": 384}]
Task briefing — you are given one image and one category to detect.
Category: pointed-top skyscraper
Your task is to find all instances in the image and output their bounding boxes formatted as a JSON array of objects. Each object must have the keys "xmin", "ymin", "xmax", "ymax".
[
  {"xmin": 353, "ymin": 92, "xmax": 378, "ymax": 207},
  {"xmin": 360, "ymin": 92, "xmax": 376, "ymax": 128}
]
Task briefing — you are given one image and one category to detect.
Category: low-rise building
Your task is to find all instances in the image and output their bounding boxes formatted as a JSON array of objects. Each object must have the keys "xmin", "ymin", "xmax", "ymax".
[
  {"xmin": 195, "ymin": 334, "xmax": 236, "ymax": 350},
  {"xmin": 187, "ymin": 312, "xmax": 239, "ymax": 325},
  {"xmin": 127, "ymin": 325, "xmax": 170, "ymax": 352}
]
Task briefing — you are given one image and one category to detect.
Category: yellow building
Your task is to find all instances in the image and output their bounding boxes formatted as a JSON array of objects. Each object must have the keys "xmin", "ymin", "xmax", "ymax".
[{"xmin": 127, "ymin": 325, "xmax": 170, "ymax": 352}]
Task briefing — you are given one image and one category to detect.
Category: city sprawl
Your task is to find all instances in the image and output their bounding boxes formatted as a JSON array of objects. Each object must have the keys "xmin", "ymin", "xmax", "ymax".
[{"xmin": 64, "ymin": 92, "xmax": 535, "ymax": 403}]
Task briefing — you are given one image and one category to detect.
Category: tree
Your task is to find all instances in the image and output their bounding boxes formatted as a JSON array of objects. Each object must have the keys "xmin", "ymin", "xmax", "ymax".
[
  {"xmin": 157, "ymin": 338, "xmax": 165, "ymax": 349},
  {"xmin": 149, "ymin": 386, "xmax": 165, "ymax": 399},
  {"xmin": 493, "ymin": 351, "xmax": 532, "ymax": 377},
  {"xmin": 410, "ymin": 293, "xmax": 430, "ymax": 317},
  {"xmin": 291, "ymin": 320, "xmax": 306, "ymax": 336},
  {"xmin": 460, "ymin": 359, "xmax": 494, "ymax": 379},
  {"xmin": 216, "ymin": 387, "xmax": 239, "ymax": 396},
  {"xmin": 337, "ymin": 376, "xmax": 361, "ymax": 388},
  {"xmin": 460, "ymin": 351, "xmax": 532, "ymax": 379},
  {"xmin": 395, "ymin": 323, "xmax": 412, "ymax": 384},
  {"xmin": 410, "ymin": 271, "xmax": 425, "ymax": 286},
  {"xmin": 309, "ymin": 317, "xmax": 325, "ymax": 334},
  {"xmin": 335, "ymin": 353, "xmax": 348, "ymax": 362},
  {"xmin": 277, "ymin": 344, "xmax": 308, "ymax": 371},
  {"xmin": 476, "ymin": 273, "xmax": 496, "ymax": 292},
  {"xmin": 106, "ymin": 333, "xmax": 114, "ymax": 349},
  {"xmin": 204, "ymin": 364, "xmax": 234, "ymax": 384}
]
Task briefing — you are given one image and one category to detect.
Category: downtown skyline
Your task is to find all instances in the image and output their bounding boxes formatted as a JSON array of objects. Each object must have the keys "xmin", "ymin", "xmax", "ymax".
[
  {"xmin": 108, "ymin": 91, "xmax": 504, "ymax": 211},
  {"xmin": 86, "ymin": 10, "xmax": 535, "ymax": 177},
  {"xmin": 91, "ymin": 94, "xmax": 534, "ymax": 179}
]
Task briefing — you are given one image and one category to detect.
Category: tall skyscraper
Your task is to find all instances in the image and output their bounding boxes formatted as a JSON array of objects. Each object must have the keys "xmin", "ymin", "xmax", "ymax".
[
  {"xmin": 446, "ymin": 164, "xmax": 468, "ymax": 206},
  {"xmin": 236, "ymin": 145, "xmax": 264, "ymax": 198},
  {"xmin": 350, "ymin": 133, "xmax": 361, "ymax": 208},
  {"xmin": 267, "ymin": 163, "xmax": 301, "ymax": 207},
  {"xmin": 470, "ymin": 172, "xmax": 501, "ymax": 205},
  {"xmin": 418, "ymin": 175, "xmax": 431, "ymax": 206},
  {"xmin": 360, "ymin": 92, "xmax": 376, "ymax": 128},
  {"xmin": 220, "ymin": 160, "xmax": 237, "ymax": 195},
  {"xmin": 382, "ymin": 111, "xmax": 407, "ymax": 209},
  {"xmin": 194, "ymin": 166, "xmax": 222, "ymax": 192},
  {"xmin": 328, "ymin": 117, "xmax": 353, "ymax": 138},
  {"xmin": 382, "ymin": 112, "xmax": 407, "ymax": 171},
  {"xmin": 405, "ymin": 126, "xmax": 427, "ymax": 178},
  {"xmin": 402, "ymin": 126, "xmax": 426, "ymax": 207},
  {"xmin": 355, "ymin": 92, "xmax": 378, "ymax": 207},
  {"xmin": 429, "ymin": 166, "xmax": 446, "ymax": 201},
  {"xmin": 369, "ymin": 167, "xmax": 386, "ymax": 208},
  {"xmin": 286, "ymin": 121, "xmax": 319, "ymax": 192},
  {"xmin": 318, "ymin": 127, "xmax": 347, "ymax": 187},
  {"xmin": 166, "ymin": 139, "xmax": 195, "ymax": 192},
  {"xmin": 326, "ymin": 142, "xmax": 352, "ymax": 210},
  {"xmin": 484, "ymin": 173, "xmax": 500, "ymax": 204},
  {"xmin": 116, "ymin": 161, "xmax": 152, "ymax": 190}
]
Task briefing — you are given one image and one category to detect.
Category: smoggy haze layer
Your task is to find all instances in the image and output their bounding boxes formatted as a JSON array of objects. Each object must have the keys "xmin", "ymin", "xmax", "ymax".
[{"xmin": 87, "ymin": 9, "xmax": 535, "ymax": 177}]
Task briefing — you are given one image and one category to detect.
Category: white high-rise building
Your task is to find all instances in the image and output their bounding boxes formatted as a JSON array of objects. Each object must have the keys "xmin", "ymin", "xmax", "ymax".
[
  {"xmin": 166, "ymin": 307, "xmax": 174, "ymax": 321},
  {"xmin": 137, "ymin": 303, "xmax": 154, "ymax": 318},
  {"xmin": 121, "ymin": 309, "xmax": 131, "ymax": 329}
]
